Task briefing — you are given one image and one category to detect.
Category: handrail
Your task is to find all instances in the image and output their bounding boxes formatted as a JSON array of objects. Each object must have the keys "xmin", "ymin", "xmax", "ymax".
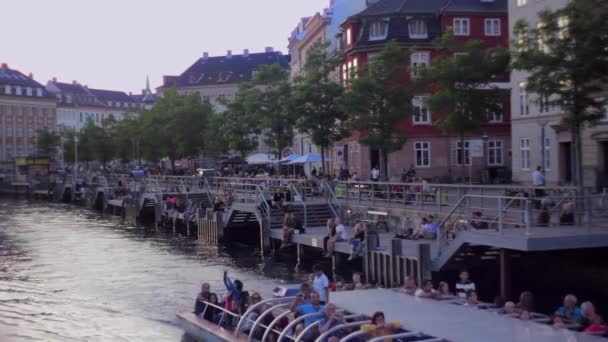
[
  {"xmin": 296, "ymin": 313, "xmax": 362, "ymax": 342},
  {"xmin": 338, "ymin": 330, "xmax": 368, "ymax": 342},
  {"xmin": 235, "ymin": 296, "xmax": 295, "ymax": 334},
  {"xmin": 247, "ymin": 302, "xmax": 291, "ymax": 342},
  {"xmin": 278, "ymin": 312, "xmax": 324, "ymax": 342},
  {"xmin": 203, "ymin": 177, "xmax": 214, "ymax": 207},
  {"xmin": 315, "ymin": 320, "xmax": 370, "ymax": 342},
  {"xmin": 435, "ymin": 195, "xmax": 467, "ymax": 247},
  {"xmin": 368, "ymin": 333, "xmax": 439, "ymax": 342},
  {"xmin": 260, "ymin": 309, "xmax": 295, "ymax": 342},
  {"xmin": 321, "ymin": 180, "xmax": 341, "ymax": 218},
  {"xmin": 290, "ymin": 184, "xmax": 307, "ymax": 229}
]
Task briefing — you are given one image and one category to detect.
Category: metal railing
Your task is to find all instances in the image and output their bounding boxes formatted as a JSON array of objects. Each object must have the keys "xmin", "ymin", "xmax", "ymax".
[
  {"xmin": 290, "ymin": 183, "xmax": 307, "ymax": 229},
  {"xmin": 315, "ymin": 319, "xmax": 370, "ymax": 342},
  {"xmin": 320, "ymin": 180, "xmax": 342, "ymax": 218}
]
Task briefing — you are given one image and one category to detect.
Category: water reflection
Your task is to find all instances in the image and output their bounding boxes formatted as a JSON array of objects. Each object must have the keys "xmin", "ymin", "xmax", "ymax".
[{"xmin": 0, "ymin": 199, "xmax": 306, "ymax": 341}]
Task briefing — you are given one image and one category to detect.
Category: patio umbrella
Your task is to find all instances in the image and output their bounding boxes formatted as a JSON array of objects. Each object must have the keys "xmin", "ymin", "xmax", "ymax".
[
  {"xmin": 286, "ymin": 153, "xmax": 329, "ymax": 164},
  {"xmin": 279, "ymin": 153, "xmax": 301, "ymax": 163}
]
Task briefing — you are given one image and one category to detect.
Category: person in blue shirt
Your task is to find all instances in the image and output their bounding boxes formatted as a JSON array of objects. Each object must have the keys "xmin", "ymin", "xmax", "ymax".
[
  {"xmin": 194, "ymin": 282, "xmax": 211, "ymax": 317},
  {"xmin": 290, "ymin": 291, "xmax": 326, "ymax": 339},
  {"xmin": 554, "ymin": 294, "xmax": 583, "ymax": 323},
  {"xmin": 223, "ymin": 271, "xmax": 243, "ymax": 312}
]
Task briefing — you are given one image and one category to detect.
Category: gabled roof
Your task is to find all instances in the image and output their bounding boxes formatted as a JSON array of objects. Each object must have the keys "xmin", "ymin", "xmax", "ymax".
[
  {"xmin": 442, "ymin": 0, "xmax": 507, "ymax": 13},
  {"xmin": 51, "ymin": 82, "xmax": 90, "ymax": 96},
  {"xmin": 88, "ymin": 88, "xmax": 135, "ymax": 103},
  {"xmin": 351, "ymin": 0, "xmax": 445, "ymax": 19},
  {"xmin": 166, "ymin": 51, "xmax": 289, "ymax": 88},
  {"xmin": 0, "ymin": 66, "xmax": 45, "ymax": 88}
]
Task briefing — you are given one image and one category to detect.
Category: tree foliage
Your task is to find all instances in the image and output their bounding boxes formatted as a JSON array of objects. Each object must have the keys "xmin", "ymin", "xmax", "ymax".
[
  {"xmin": 340, "ymin": 41, "xmax": 413, "ymax": 180},
  {"xmin": 35, "ymin": 127, "xmax": 60, "ymax": 156},
  {"xmin": 512, "ymin": 0, "xmax": 608, "ymax": 186},
  {"xmin": 293, "ymin": 42, "xmax": 348, "ymax": 174}
]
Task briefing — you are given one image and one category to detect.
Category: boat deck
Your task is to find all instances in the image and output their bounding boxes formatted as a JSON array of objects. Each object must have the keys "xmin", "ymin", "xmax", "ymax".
[{"xmin": 331, "ymin": 288, "xmax": 605, "ymax": 342}]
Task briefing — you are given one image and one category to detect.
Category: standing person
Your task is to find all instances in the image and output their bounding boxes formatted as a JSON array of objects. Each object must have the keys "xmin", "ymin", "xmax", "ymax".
[
  {"xmin": 312, "ymin": 264, "xmax": 330, "ymax": 305},
  {"xmin": 532, "ymin": 166, "xmax": 546, "ymax": 198},
  {"xmin": 323, "ymin": 218, "xmax": 336, "ymax": 256},
  {"xmin": 455, "ymin": 270, "xmax": 476, "ymax": 299},
  {"xmin": 312, "ymin": 167, "xmax": 317, "ymax": 178},
  {"xmin": 371, "ymin": 166, "xmax": 380, "ymax": 182}
]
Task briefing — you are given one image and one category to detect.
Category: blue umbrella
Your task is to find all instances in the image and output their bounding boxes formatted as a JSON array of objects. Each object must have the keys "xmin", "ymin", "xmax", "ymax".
[
  {"xmin": 279, "ymin": 153, "xmax": 301, "ymax": 163},
  {"xmin": 287, "ymin": 153, "xmax": 329, "ymax": 164}
]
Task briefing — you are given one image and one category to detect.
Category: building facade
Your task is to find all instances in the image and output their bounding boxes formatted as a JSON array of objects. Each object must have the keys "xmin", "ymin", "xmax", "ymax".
[
  {"xmin": 509, "ymin": 0, "xmax": 608, "ymax": 188},
  {"xmin": 334, "ymin": 0, "xmax": 511, "ymax": 182},
  {"xmin": 46, "ymin": 79, "xmax": 147, "ymax": 132},
  {"xmin": 158, "ymin": 48, "xmax": 290, "ymax": 155},
  {"xmin": 0, "ymin": 63, "xmax": 57, "ymax": 171}
]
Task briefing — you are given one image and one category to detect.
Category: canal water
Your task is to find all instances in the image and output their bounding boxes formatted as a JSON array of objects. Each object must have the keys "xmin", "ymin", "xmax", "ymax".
[{"xmin": 0, "ymin": 198, "xmax": 308, "ymax": 342}]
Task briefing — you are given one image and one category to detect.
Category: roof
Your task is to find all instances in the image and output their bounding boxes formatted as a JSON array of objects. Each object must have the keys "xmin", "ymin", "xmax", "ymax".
[
  {"xmin": 351, "ymin": 0, "xmax": 445, "ymax": 19},
  {"xmin": 442, "ymin": 0, "xmax": 507, "ymax": 13},
  {"xmin": 0, "ymin": 66, "xmax": 52, "ymax": 98},
  {"xmin": 166, "ymin": 51, "xmax": 289, "ymax": 88},
  {"xmin": 51, "ymin": 82, "xmax": 90, "ymax": 96},
  {"xmin": 88, "ymin": 88, "xmax": 135, "ymax": 103}
]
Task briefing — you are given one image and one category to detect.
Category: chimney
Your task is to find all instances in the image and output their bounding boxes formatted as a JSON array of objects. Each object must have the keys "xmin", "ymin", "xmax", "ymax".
[
  {"xmin": 265, "ymin": 47, "xmax": 274, "ymax": 53},
  {"xmin": 226, "ymin": 50, "xmax": 232, "ymax": 58},
  {"xmin": 1, "ymin": 63, "xmax": 8, "ymax": 69},
  {"xmin": 28, "ymin": 73, "xmax": 34, "ymax": 80},
  {"xmin": 84, "ymin": 85, "xmax": 88, "ymax": 89},
  {"xmin": 52, "ymin": 77, "xmax": 57, "ymax": 82},
  {"xmin": 243, "ymin": 49, "xmax": 249, "ymax": 57},
  {"xmin": 72, "ymin": 80, "xmax": 78, "ymax": 84},
  {"xmin": 203, "ymin": 52, "xmax": 209, "ymax": 60}
]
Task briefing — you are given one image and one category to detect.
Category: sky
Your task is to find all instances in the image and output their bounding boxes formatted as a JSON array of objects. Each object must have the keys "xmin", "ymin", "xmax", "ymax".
[{"xmin": 0, "ymin": 0, "xmax": 329, "ymax": 94}]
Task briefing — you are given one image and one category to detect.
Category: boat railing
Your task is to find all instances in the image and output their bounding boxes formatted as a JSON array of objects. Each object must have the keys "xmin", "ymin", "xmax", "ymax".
[
  {"xmin": 235, "ymin": 296, "xmax": 296, "ymax": 335},
  {"xmin": 245, "ymin": 302, "xmax": 292, "ymax": 341},
  {"xmin": 339, "ymin": 329, "xmax": 369, "ymax": 342},
  {"xmin": 369, "ymin": 334, "xmax": 443, "ymax": 342},
  {"xmin": 315, "ymin": 319, "xmax": 370, "ymax": 342},
  {"xmin": 288, "ymin": 313, "xmax": 362, "ymax": 342},
  {"xmin": 198, "ymin": 300, "xmax": 242, "ymax": 328}
]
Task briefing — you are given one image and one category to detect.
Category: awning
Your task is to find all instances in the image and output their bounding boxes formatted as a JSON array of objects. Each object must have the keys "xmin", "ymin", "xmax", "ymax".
[
  {"xmin": 286, "ymin": 153, "xmax": 329, "ymax": 164},
  {"xmin": 246, "ymin": 153, "xmax": 276, "ymax": 165},
  {"xmin": 279, "ymin": 153, "xmax": 301, "ymax": 163}
]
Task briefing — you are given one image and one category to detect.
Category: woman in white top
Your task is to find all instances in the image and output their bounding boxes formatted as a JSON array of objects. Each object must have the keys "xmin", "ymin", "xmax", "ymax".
[{"xmin": 324, "ymin": 218, "xmax": 348, "ymax": 257}]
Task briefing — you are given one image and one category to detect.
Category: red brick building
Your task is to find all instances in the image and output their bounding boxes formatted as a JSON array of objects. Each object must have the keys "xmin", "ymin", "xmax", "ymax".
[{"xmin": 333, "ymin": 0, "xmax": 511, "ymax": 183}]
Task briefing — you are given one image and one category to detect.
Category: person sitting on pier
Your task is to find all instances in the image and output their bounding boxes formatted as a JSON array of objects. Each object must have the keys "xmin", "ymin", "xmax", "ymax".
[
  {"xmin": 348, "ymin": 222, "xmax": 366, "ymax": 261},
  {"xmin": 213, "ymin": 197, "xmax": 225, "ymax": 213},
  {"xmin": 554, "ymin": 294, "xmax": 583, "ymax": 323},
  {"xmin": 438, "ymin": 281, "xmax": 453, "ymax": 297},
  {"xmin": 290, "ymin": 291, "xmax": 326, "ymax": 339},
  {"xmin": 537, "ymin": 199, "xmax": 552, "ymax": 227},
  {"xmin": 464, "ymin": 289, "xmax": 479, "ymax": 306},
  {"xmin": 194, "ymin": 282, "xmax": 211, "ymax": 317},
  {"xmin": 312, "ymin": 264, "xmax": 330, "ymax": 305},
  {"xmin": 455, "ymin": 270, "xmax": 476, "ymax": 299},
  {"xmin": 469, "ymin": 211, "xmax": 489, "ymax": 230},
  {"xmin": 559, "ymin": 196, "xmax": 575, "ymax": 226},
  {"xmin": 325, "ymin": 218, "xmax": 348, "ymax": 257},
  {"xmin": 322, "ymin": 218, "xmax": 336, "ymax": 257},
  {"xmin": 319, "ymin": 303, "xmax": 345, "ymax": 342},
  {"xmin": 360, "ymin": 311, "xmax": 401, "ymax": 341},
  {"xmin": 282, "ymin": 214, "xmax": 296, "ymax": 248},
  {"xmin": 401, "ymin": 276, "xmax": 417, "ymax": 295},
  {"xmin": 415, "ymin": 280, "xmax": 442, "ymax": 299},
  {"xmin": 410, "ymin": 217, "xmax": 438, "ymax": 240}
]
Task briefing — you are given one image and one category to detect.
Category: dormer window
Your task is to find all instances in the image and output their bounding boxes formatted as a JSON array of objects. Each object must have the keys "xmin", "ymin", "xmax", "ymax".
[
  {"xmin": 66, "ymin": 95, "xmax": 72, "ymax": 103},
  {"xmin": 16, "ymin": 86, "xmax": 22, "ymax": 96},
  {"xmin": 5, "ymin": 85, "xmax": 11, "ymax": 95},
  {"xmin": 409, "ymin": 19, "xmax": 428, "ymax": 39},
  {"xmin": 346, "ymin": 28, "xmax": 352, "ymax": 46},
  {"xmin": 26, "ymin": 87, "xmax": 32, "ymax": 96},
  {"xmin": 369, "ymin": 20, "xmax": 389, "ymax": 41},
  {"xmin": 36, "ymin": 88, "xmax": 42, "ymax": 97}
]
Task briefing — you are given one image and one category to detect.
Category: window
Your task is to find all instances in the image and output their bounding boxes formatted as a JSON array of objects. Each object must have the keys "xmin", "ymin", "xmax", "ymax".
[
  {"xmin": 517, "ymin": 0, "xmax": 527, "ymax": 7},
  {"xmin": 352, "ymin": 58, "xmax": 358, "ymax": 79},
  {"xmin": 369, "ymin": 21, "xmax": 389, "ymax": 40},
  {"xmin": 413, "ymin": 96, "xmax": 431, "ymax": 124},
  {"xmin": 488, "ymin": 104, "xmax": 504, "ymax": 122},
  {"xmin": 456, "ymin": 141, "xmax": 471, "ymax": 165},
  {"xmin": 346, "ymin": 28, "xmax": 352, "ymax": 46},
  {"xmin": 539, "ymin": 94, "xmax": 551, "ymax": 113},
  {"xmin": 36, "ymin": 88, "xmax": 42, "ymax": 97},
  {"xmin": 408, "ymin": 19, "xmax": 428, "ymax": 39},
  {"xmin": 26, "ymin": 87, "xmax": 32, "ymax": 96},
  {"xmin": 16, "ymin": 86, "xmax": 22, "ymax": 96},
  {"xmin": 520, "ymin": 138, "xmax": 531, "ymax": 170},
  {"xmin": 544, "ymin": 137, "xmax": 551, "ymax": 171},
  {"xmin": 410, "ymin": 52, "xmax": 429, "ymax": 78},
  {"xmin": 453, "ymin": 18, "xmax": 470, "ymax": 36},
  {"xmin": 415, "ymin": 142, "xmax": 431, "ymax": 167},
  {"xmin": 484, "ymin": 19, "xmax": 500, "ymax": 36},
  {"xmin": 488, "ymin": 140, "xmax": 503, "ymax": 165},
  {"xmin": 5, "ymin": 126, "xmax": 12, "ymax": 137},
  {"xmin": 519, "ymin": 82, "xmax": 529, "ymax": 116},
  {"xmin": 4, "ymin": 85, "xmax": 10, "ymax": 95}
]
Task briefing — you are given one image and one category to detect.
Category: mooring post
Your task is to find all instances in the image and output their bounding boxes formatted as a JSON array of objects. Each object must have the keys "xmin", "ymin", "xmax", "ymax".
[{"xmin": 499, "ymin": 249, "xmax": 511, "ymax": 300}]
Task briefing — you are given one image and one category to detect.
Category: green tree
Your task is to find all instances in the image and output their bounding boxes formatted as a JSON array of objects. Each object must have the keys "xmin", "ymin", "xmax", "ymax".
[
  {"xmin": 203, "ymin": 112, "xmax": 230, "ymax": 159},
  {"xmin": 512, "ymin": 0, "xmax": 608, "ymax": 187},
  {"xmin": 215, "ymin": 89, "xmax": 259, "ymax": 159},
  {"xmin": 340, "ymin": 41, "xmax": 413, "ymax": 180},
  {"xmin": 60, "ymin": 130, "xmax": 77, "ymax": 164},
  {"xmin": 246, "ymin": 64, "xmax": 295, "ymax": 159},
  {"xmin": 418, "ymin": 33, "xmax": 510, "ymax": 181},
  {"xmin": 293, "ymin": 42, "xmax": 348, "ymax": 174},
  {"xmin": 110, "ymin": 112, "xmax": 140, "ymax": 163},
  {"xmin": 35, "ymin": 127, "xmax": 60, "ymax": 156}
]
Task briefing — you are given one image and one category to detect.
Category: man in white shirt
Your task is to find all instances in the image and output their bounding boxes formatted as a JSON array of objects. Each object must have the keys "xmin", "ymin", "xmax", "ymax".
[
  {"xmin": 371, "ymin": 167, "xmax": 380, "ymax": 182},
  {"xmin": 415, "ymin": 280, "xmax": 441, "ymax": 299},
  {"xmin": 312, "ymin": 264, "xmax": 330, "ymax": 304},
  {"xmin": 334, "ymin": 217, "xmax": 348, "ymax": 241},
  {"xmin": 532, "ymin": 166, "xmax": 546, "ymax": 198}
]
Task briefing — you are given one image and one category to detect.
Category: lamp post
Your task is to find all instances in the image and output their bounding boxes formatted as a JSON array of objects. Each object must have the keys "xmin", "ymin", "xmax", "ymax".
[{"xmin": 482, "ymin": 132, "xmax": 489, "ymax": 184}]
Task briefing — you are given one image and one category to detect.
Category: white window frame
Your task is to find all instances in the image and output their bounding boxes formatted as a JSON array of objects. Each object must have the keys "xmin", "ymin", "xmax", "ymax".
[
  {"xmin": 36, "ymin": 88, "xmax": 43, "ymax": 97},
  {"xmin": 520, "ymin": 138, "xmax": 531, "ymax": 170},
  {"xmin": 517, "ymin": 0, "xmax": 527, "ymax": 7},
  {"xmin": 414, "ymin": 141, "xmax": 431, "ymax": 168},
  {"xmin": 488, "ymin": 140, "xmax": 503, "ymax": 166},
  {"xmin": 369, "ymin": 20, "xmax": 389, "ymax": 41},
  {"xmin": 456, "ymin": 141, "xmax": 471, "ymax": 166},
  {"xmin": 484, "ymin": 19, "xmax": 500, "ymax": 36},
  {"xmin": 410, "ymin": 52, "xmax": 430, "ymax": 78},
  {"xmin": 539, "ymin": 94, "xmax": 551, "ymax": 114},
  {"xmin": 544, "ymin": 137, "xmax": 551, "ymax": 171},
  {"xmin": 453, "ymin": 18, "xmax": 470, "ymax": 36},
  {"xmin": 519, "ymin": 82, "xmax": 530, "ymax": 116},
  {"xmin": 488, "ymin": 104, "xmax": 504, "ymax": 123},
  {"xmin": 26, "ymin": 87, "xmax": 33, "ymax": 96},
  {"xmin": 408, "ymin": 19, "xmax": 428, "ymax": 39},
  {"xmin": 412, "ymin": 96, "xmax": 431, "ymax": 124}
]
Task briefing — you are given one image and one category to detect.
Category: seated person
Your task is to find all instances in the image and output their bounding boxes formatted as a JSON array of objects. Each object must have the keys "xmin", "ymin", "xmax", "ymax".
[
  {"xmin": 290, "ymin": 292, "xmax": 326, "ymax": 339},
  {"xmin": 318, "ymin": 303, "xmax": 345, "ymax": 342},
  {"xmin": 203, "ymin": 293, "xmax": 221, "ymax": 324},
  {"xmin": 240, "ymin": 292, "xmax": 263, "ymax": 335},
  {"xmin": 348, "ymin": 223, "xmax": 366, "ymax": 260},
  {"xmin": 559, "ymin": 198, "xmax": 575, "ymax": 225},
  {"xmin": 581, "ymin": 301, "xmax": 606, "ymax": 334},
  {"xmin": 360, "ymin": 311, "xmax": 401, "ymax": 340},
  {"xmin": 194, "ymin": 282, "xmax": 211, "ymax": 317},
  {"xmin": 400, "ymin": 276, "xmax": 417, "ymax": 295},
  {"xmin": 469, "ymin": 211, "xmax": 489, "ymax": 229},
  {"xmin": 438, "ymin": 281, "xmax": 453, "ymax": 297},
  {"xmin": 415, "ymin": 280, "xmax": 441, "ymax": 299},
  {"xmin": 464, "ymin": 290, "xmax": 479, "ymax": 306},
  {"xmin": 554, "ymin": 294, "xmax": 583, "ymax": 323},
  {"xmin": 502, "ymin": 301, "xmax": 517, "ymax": 315}
]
